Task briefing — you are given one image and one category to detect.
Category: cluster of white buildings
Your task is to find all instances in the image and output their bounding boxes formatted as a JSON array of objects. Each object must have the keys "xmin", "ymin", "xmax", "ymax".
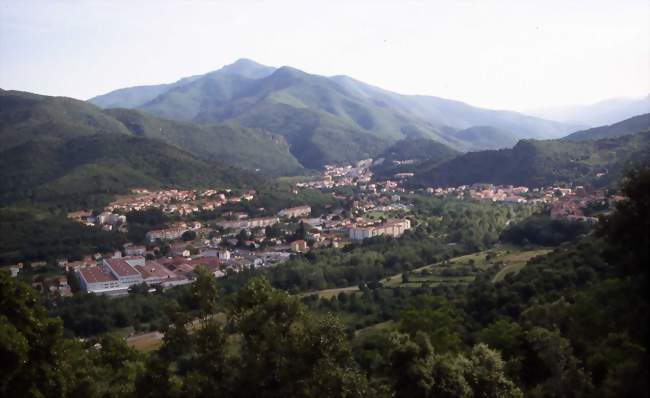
[{"xmin": 278, "ymin": 205, "xmax": 311, "ymax": 219}]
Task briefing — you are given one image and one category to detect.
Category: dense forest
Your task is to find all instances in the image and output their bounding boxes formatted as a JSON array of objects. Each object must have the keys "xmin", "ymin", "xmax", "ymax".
[{"xmin": 2, "ymin": 167, "xmax": 647, "ymax": 397}]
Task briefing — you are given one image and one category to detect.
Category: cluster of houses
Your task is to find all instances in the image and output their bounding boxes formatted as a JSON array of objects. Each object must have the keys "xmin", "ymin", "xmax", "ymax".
[
  {"xmin": 296, "ymin": 159, "xmax": 374, "ymax": 189},
  {"xmin": 550, "ymin": 188, "xmax": 623, "ymax": 222},
  {"xmin": 424, "ymin": 184, "xmax": 583, "ymax": 205}
]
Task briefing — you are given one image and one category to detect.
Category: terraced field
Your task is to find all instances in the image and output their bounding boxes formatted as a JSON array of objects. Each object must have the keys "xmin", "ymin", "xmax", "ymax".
[{"xmin": 381, "ymin": 245, "xmax": 551, "ymax": 288}]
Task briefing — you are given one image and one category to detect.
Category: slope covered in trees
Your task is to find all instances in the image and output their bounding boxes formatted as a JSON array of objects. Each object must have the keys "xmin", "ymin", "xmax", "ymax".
[
  {"xmin": 410, "ymin": 131, "xmax": 650, "ymax": 188},
  {"xmin": 0, "ymin": 89, "xmax": 303, "ymax": 177},
  {"xmin": 0, "ymin": 134, "xmax": 259, "ymax": 209},
  {"xmin": 563, "ymin": 113, "xmax": 650, "ymax": 141},
  {"xmin": 89, "ymin": 59, "xmax": 575, "ymax": 167}
]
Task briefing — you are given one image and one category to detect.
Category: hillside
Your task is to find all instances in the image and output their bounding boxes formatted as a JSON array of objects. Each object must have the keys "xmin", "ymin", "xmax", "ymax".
[
  {"xmin": 410, "ymin": 131, "xmax": 650, "ymax": 188},
  {"xmin": 563, "ymin": 113, "xmax": 650, "ymax": 141},
  {"xmin": 0, "ymin": 134, "xmax": 258, "ymax": 208},
  {"xmin": 372, "ymin": 138, "xmax": 460, "ymax": 179},
  {"xmin": 0, "ymin": 89, "xmax": 303, "ymax": 176},
  {"xmin": 89, "ymin": 59, "xmax": 576, "ymax": 166},
  {"xmin": 454, "ymin": 125, "xmax": 519, "ymax": 150}
]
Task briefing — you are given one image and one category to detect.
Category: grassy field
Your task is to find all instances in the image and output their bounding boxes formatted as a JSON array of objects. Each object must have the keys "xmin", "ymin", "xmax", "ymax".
[
  {"xmin": 354, "ymin": 320, "xmax": 396, "ymax": 338},
  {"xmin": 302, "ymin": 286, "xmax": 360, "ymax": 299},
  {"xmin": 126, "ymin": 331, "xmax": 164, "ymax": 352},
  {"xmin": 126, "ymin": 312, "xmax": 228, "ymax": 352},
  {"xmin": 491, "ymin": 249, "xmax": 551, "ymax": 282}
]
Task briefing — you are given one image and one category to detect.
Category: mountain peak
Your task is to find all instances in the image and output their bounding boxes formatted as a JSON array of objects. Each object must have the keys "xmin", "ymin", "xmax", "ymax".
[{"xmin": 218, "ymin": 58, "xmax": 275, "ymax": 79}]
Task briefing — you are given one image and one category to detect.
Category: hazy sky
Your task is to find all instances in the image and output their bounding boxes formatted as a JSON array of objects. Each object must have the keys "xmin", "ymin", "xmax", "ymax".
[{"xmin": 1, "ymin": 0, "xmax": 648, "ymax": 111}]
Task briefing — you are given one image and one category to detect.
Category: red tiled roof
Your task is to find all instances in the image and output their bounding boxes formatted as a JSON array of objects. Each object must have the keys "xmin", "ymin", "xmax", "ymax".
[
  {"xmin": 79, "ymin": 266, "xmax": 117, "ymax": 283},
  {"xmin": 105, "ymin": 258, "xmax": 140, "ymax": 277},
  {"xmin": 135, "ymin": 261, "xmax": 176, "ymax": 279},
  {"xmin": 188, "ymin": 257, "xmax": 221, "ymax": 268}
]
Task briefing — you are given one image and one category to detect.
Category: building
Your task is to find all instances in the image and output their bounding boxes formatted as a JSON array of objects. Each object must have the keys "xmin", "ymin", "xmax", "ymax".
[
  {"xmin": 217, "ymin": 216, "xmax": 279, "ymax": 231},
  {"xmin": 103, "ymin": 257, "xmax": 144, "ymax": 287},
  {"xmin": 278, "ymin": 205, "xmax": 311, "ymax": 219},
  {"xmin": 134, "ymin": 260, "xmax": 177, "ymax": 285},
  {"xmin": 77, "ymin": 266, "xmax": 121, "ymax": 293},
  {"xmin": 349, "ymin": 219, "xmax": 411, "ymax": 241},
  {"xmin": 146, "ymin": 226, "xmax": 188, "ymax": 242},
  {"xmin": 124, "ymin": 245, "xmax": 146, "ymax": 256},
  {"xmin": 291, "ymin": 239, "xmax": 309, "ymax": 253}
]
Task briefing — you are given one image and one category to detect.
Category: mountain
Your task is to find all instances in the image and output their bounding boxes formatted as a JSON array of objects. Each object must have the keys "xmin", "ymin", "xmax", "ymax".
[
  {"xmin": 564, "ymin": 113, "xmax": 650, "ymax": 141},
  {"xmin": 454, "ymin": 126, "xmax": 519, "ymax": 150},
  {"xmin": 89, "ymin": 59, "xmax": 576, "ymax": 167},
  {"xmin": 530, "ymin": 95, "xmax": 650, "ymax": 127},
  {"xmin": 0, "ymin": 89, "xmax": 303, "ymax": 176},
  {"xmin": 330, "ymin": 75, "xmax": 573, "ymax": 139},
  {"xmin": 410, "ymin": 131, "xmax": 650, "ymax": 188},
  {"xmin": 0, "ymin": 134, "xmax": 259, "ymax": 208}
]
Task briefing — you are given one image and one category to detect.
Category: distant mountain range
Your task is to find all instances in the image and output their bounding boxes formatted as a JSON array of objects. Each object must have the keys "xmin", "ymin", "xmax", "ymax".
[
  {"xmin": 89, "ymin": 58, "xmax": 578, "ymax": 168},
  {"xmin": 409, "ymin": 114, "xmax": 650, "ymax": 188},
  {"xmin": 531, "ymin": 95, "xmax": 650, "ymax": 127}
]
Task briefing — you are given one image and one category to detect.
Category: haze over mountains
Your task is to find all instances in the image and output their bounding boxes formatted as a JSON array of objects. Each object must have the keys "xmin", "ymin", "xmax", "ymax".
[
  {"xmin": 530, "ymin": 95, "xmax": 650, "ymax": 127},
  {"xmin": 90, "ymin": 59, "xmax": 578, "ymax": 167}
]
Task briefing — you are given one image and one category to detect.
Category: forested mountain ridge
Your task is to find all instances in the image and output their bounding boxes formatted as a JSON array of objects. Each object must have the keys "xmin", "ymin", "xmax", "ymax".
[
  {"xmin": 0, "ymin": 133, "xmax": 259, "ymax": 209},
  {"xmin": 89, "ymin": 59, "xmax": 576, "ymax": 167},
  {"xmin": 372, "ymin": 138, "xmax": 461, "ymax": 179},
  {"xmin": 410, "ymin": 130, "xmax": 650, "ymax": 188},
  {"xmin": 0, "ymin": 89, "xmax": 304, "ymax": 176},
  {"xmin": 564, "ymin": 113, "xmax": 650, "ymax": 141}
]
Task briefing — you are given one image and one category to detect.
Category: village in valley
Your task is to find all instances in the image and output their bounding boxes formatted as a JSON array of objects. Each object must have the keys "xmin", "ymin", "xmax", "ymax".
[{"xmin": 8, "ymin": 157, "xmax": 618, "ymax": 299}]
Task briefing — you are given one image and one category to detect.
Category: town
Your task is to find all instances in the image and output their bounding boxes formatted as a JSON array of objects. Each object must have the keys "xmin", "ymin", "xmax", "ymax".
[{"xmin": 7, "ymin": 157, "xmax": 617, "ymax": 298}]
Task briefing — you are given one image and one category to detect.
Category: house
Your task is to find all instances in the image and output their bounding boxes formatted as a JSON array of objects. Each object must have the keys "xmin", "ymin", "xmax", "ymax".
[
  {"xmin": 146, "ymin": 225, "xmax": 189, "ymax": 242},
  {"xmin": 8, "ymin": 264, "xmax": 22, "ymax": 277},
  {"xmin": 30, "ymin": 261, "xmax": 47, "ymax": 269},
  {"xmin": 218, "ymin": 249, "xmax": 231, "ymax": 260},
  {"xmin": 291, "ymin": 240, "xmax": 308, "ymax": 253},
  {"xmin": 124, "ymin": 245, "xmax": 146, "ymax": 257}
]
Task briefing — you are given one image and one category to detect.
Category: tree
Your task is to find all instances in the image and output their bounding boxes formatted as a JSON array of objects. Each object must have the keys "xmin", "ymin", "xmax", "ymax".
[
  {"xmin": 399, "ymin": 296, "xmax": 462, "ymax": 353},
  {"xmin": 0, "ymin": 270, "xmax": 87, "ymax": 397},
  {"xmin": 181, "ymin": 230, "xmax": 197, "ymax": 242},
  {"xmin": 228, "ymin": 277, "xmax": 368, "ymax": 397},
  {"xmin": 387, "ymin": 332, "xmax": 436, "ymax": 398},
  {"xmin": 598, "ymin": 167, "xmax": 650, "ymax": 280},
  {"xmin": 463, "ymin": 344, "xmax": 522, "ymax": 398}
]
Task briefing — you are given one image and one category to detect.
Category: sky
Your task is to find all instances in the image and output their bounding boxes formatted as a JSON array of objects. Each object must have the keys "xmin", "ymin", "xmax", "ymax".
[{"xmin": 1, "ymin": 0, "xmax": 648, "ymax": 111}]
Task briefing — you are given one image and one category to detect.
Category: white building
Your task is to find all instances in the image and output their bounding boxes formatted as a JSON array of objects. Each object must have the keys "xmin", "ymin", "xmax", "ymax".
[
  {"xmin": 278, "ymin": 205, "xmax": 311, "ymax": 219},
  {"xmin": 77, "ymin": 266, "xmax": 122, "ymax": 293},
  {"xmin": 103, "ymin": 257, "xmax": 145, "ymax": 287},
  {"xmin": 349, "ymin": 219, "xmax": 411, "ymax": 241}
]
